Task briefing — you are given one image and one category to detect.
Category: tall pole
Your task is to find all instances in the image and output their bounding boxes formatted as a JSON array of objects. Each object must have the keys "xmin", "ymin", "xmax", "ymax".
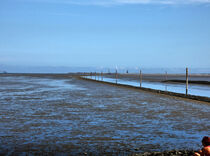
[
  {"xmin": 101, "ymin": 71, "xmax": 103, "ymax": 81},
  {"xmin": 115, "ymin": 69, "xmax": 118, "ymax": 84},
  {"xmin": 165, "ymin": 71, "xmax": 168, "ymax": 91},
  {"xmin": 140, "ymin": 70, "xmax": 142, "ymax": 88},
  {"xmin": 98, "ymin": 72, "xmax": 99, "ymax": 80},
  {"xmin": 95, "ymin": 72, "xmax": 97, "ymax": 80},
  {"xmin": 186, "ymin": 67, "xmax": 188, "ymax": 95}
]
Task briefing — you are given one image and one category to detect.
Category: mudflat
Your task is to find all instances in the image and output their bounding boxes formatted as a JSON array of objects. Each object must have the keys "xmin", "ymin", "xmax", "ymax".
[{"xmin": 0, "ymin": 74, "xmax": 209, "ymax": 155}]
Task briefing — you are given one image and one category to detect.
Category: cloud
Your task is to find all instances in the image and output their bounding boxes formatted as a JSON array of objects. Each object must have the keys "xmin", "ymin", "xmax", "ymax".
[{"xmin": 17, "ymin": 0, "xmax": 210, "ymax": 5}]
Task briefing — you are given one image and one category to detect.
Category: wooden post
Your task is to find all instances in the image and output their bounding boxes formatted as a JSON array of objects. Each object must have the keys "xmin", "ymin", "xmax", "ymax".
[
  {"xmin": 186, "ymin": 68, "xmax": 188, "ymax": 95},
  {"xmin": 115, "ymin": 69, "xmax": 118, "ymax": 84},
  {"xmin": 95, "ymin": 72, "xmax": 96, "ymax": 80},
  {"xmin": 140, "ymin": 70, "xmax": 142, "ymax": 87},
  {"xmin": 101, "ymin": 71, "xmax": 103, "ymax": 81},
  {"xmin": 165, "ymin": 85, "xmax": 167, "ymax": 91},
  {"xmin": 165, "ymin": 71, "xmax": 168, "ymax": 91}
]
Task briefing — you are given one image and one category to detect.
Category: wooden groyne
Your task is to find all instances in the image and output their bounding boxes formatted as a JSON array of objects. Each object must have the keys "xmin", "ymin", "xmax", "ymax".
[{"xmin": 79, "ymin": 77, "xmax": 210, "ymax": 103}]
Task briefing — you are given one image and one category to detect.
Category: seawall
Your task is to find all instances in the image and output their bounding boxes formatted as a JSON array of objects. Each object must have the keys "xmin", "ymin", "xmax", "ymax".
[{"xmin": 79, "ymin": 77, "xmax": 210, "ymax": 103}]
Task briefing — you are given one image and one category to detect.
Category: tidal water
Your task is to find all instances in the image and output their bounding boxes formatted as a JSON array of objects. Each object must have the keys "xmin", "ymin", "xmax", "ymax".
[
  {"xmin": 0, "ymin": 75, "xmax": 209, "ymax": 155},
  {"xmin": 84, "ymin": 76, "xmax": 210, "ymax": 98}
]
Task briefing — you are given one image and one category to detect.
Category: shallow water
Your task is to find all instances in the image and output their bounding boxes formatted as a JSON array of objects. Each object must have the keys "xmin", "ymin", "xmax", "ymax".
[
  {"xmin": 0, "ymin": 75, "xmax": 209, "ymax": 155},
  {"xmin": 84, "ymin": 76, "xmax": 210, "ymax": 98}
]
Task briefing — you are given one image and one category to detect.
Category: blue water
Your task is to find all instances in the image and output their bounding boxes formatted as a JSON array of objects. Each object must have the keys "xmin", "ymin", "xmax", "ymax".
[{"xmin": 84, "ymin": 76, "xmax": 210, "ymax": 98}]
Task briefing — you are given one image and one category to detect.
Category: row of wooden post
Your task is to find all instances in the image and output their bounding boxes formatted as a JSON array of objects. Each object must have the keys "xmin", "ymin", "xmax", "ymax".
[
  {"xmin": 89, "ymin": 67, "xmax": 189, "ymax": 95},
  {"xmin": 90, "ymin": 72, "xmax": 104, "ymax": 81}
]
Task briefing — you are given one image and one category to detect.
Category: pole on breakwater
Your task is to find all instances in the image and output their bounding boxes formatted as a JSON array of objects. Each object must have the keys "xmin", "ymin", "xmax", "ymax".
[
  {"xmin": 101, "ymin": 71, "xmax": 103, "ymax": 81},
  {"xmin": 165, "ymin": 71, "xmax": 168, "ymax": 91},
  {"xmin": 115, "ymin": 69, "xmax": 118, "ymax": 84},
  {"xmin": 98, "ymin": 72, "xmax": 99, "ymax": 80},
  {"xmin": 186, "ymin": 67, "xmax": 188, "ymax": 95},
  {"xmin": 140, "ymin": 70, "xmax": 142, "ymax": 87},
  {"xmin": 95, "ymin": 72, "xmax": 97, "ymax": 80}
]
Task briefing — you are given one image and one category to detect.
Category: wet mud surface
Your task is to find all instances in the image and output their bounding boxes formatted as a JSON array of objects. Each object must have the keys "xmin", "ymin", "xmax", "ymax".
[{"xmin": 0, "ymin": 74, "xmax": 209, "ymax": 155}]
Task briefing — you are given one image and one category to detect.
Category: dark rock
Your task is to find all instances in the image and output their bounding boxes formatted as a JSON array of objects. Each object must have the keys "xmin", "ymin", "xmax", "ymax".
[{"xmin": 132, "ymin": 150, "xmax": 195, "ymax": 156}]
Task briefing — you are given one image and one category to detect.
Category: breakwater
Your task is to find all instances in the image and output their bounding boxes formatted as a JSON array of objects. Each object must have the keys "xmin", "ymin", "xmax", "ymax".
[{"xmin": 80, "ymin": 77, "xmax": 210, "ymax": 103}]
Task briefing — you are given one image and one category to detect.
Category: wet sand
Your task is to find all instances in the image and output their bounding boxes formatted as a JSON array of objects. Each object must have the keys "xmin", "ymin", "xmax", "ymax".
[{"xmin": 0, "ymin": 74, "xmax": 209, "ymax": 155}]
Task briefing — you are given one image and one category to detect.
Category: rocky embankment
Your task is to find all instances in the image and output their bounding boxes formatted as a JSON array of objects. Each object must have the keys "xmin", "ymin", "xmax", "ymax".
[{"xmin": 133, "ymin": 150, "xmax": 195, "ymax": 156}]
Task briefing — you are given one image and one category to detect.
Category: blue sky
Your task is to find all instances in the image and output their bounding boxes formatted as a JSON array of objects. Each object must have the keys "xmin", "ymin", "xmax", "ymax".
[{"xmin": 0, "ymin": 0, "xmax": 210, "ymax": 70}]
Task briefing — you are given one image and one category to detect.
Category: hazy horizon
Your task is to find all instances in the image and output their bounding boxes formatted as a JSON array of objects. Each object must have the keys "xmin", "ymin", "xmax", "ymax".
[{"xmin": 1, "ymin": 64, "xmax": 210, "ymax": 74}]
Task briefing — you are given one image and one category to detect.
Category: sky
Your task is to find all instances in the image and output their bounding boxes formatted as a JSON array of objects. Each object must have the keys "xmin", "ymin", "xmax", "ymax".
[{"xmin": 0, "ymin": 0, "xmax": 210, "ymax": 71}]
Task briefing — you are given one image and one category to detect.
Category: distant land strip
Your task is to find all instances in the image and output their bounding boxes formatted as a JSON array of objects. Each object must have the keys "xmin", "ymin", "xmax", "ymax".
[
  {"xmin": 162, "ymin": 80, "xmax": 210, "ymax": 85},
  {"xmin": 79, "ymin": 77, "xmax": 210, "ymax": 103}
]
